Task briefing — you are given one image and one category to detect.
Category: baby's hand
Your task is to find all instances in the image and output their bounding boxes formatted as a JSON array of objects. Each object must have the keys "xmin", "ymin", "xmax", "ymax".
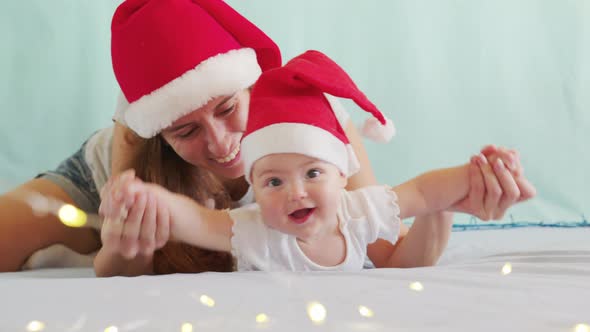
[{"xmin": 99, "ymin": 170, "xmax": 170, "ymax": 259}]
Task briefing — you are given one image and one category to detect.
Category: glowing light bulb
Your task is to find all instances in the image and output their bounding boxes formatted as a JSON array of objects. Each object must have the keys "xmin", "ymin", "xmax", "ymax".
[
  {"xmin": 502, "ymin": 263, "xmax": 512, "ymax": 275},
  {"xmin": 26, "ymin": 320, "xmax": 45, "ymax": 332},
  {"xmin": 58, "ymin": 204, "xmax": 87, "ymax": 227},
  {"xmin": 307, "ymin": 302, "xmax": 327, "ymax": 324},
  {"xmin": 255, "ymin": 313, "xmax": 269, "ymax": 323},
  {"xmin": 574, "ymin": 323, "xmax": 590, "ymax": 332},
  {"xmin": 409, "ymin": 281, "xmax": 424, "ymax": 291},
  {"xmin": 181, "ymin": 323, "xmax": 193, "ymax": 332},
  {"xmin": 104, "ymin": 326, "xmax": 118, "ymax": 332},
  {"xmin": 358, "ymin": 305, "xmax": 374, "ymax": 318},
  {"xmin": 199, "ymin": 294, "xmax": 215, "ymax": 307}
]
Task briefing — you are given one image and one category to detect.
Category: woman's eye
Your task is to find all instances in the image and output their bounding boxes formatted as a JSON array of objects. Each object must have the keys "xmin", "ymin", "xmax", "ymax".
[
  {"xmin": 177, "ymin": 127, "xmax": 199, "ymax": 138},
  {"xmin": 267, "ymin": 178, "xmax": 282, "ymax": 187},
  {"xmin": 306, "ymin": 169, "xmax": 321, "ymax": 179},
  {"xmin": 218, "ymin": 105, "xmax": 234, "ymax": 116}
]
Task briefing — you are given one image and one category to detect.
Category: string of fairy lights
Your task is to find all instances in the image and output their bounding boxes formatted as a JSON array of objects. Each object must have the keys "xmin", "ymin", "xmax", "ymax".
[
  {"xmin": 22, "ymin": 291, "xmax": 590, "ymax": 332},
  {"xmin": 3, "ymin": 188, "xmax": 588, "ymax": 332}
]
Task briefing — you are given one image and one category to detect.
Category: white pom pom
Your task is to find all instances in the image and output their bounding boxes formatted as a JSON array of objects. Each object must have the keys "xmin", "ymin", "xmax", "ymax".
[{"xmin": 361, "ymin": 117, "xmax": 395, "ymax": 143}]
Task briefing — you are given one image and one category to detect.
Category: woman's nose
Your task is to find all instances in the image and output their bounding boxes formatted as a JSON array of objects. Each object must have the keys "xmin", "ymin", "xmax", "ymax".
[{"xmin": 206, "ymin": 121, "xmax": 231, "ymax": 157}]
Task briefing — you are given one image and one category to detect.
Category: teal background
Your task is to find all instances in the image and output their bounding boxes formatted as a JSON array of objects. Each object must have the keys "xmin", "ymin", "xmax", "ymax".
[{"xmin": 1, "ymin": 1, "xmax": 588, "ymax": 224}]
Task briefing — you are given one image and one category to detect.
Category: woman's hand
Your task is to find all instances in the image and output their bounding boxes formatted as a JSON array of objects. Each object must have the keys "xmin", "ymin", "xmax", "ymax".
[
  {"xmin": 99, "ymin": 170, "xmax": 170, "ymax": 259},
  {"xmin": 451, "ymin": 145, "xmax": 536, "ymax": 220}
]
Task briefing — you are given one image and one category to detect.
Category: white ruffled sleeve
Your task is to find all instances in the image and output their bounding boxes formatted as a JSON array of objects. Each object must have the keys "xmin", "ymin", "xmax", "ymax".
[
  {"xmin": 341, "ymin": 186, "xmax": 401, "ymax": 246},
  {"xmin": 228, "ymin": 204, "xmax": 271, "ymax": 271}
]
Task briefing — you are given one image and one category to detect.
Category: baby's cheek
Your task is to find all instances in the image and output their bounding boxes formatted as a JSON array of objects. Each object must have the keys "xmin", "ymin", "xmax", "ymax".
[
  {"xmin": 258, "ymin": 197, "xmax": 278, "ymax": 214},
  {"xmin": 260, "ymin": 205, "xmax": 282, "ymax": 228}
]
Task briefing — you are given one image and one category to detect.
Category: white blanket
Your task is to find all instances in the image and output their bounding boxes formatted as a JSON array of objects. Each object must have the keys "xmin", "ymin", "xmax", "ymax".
[{"xmin": 2, "ymin": 228, "xmax": 589, "ymax": 332}]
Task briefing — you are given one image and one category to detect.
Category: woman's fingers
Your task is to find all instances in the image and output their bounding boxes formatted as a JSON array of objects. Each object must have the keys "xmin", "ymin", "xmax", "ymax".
[
  {"xmin": 139, "ymin": 192, "xmax": 157, "ymax": 256},
  {"xmin": 101, "ymin": 170, "xmax": 136, "ymax": 217},
  {"xmin": 482, "ymin": 146, "xmax": 523, "ymax": 177},
  {"xmin": 515, "ymin": 176, "xmax": 537, "ymax": 202},
  {"xmin": 101, "ymin": 216, "xmax": 124, "ymax": 254},
  {"xmin": 468, "ymin": 156, "xmax": 485, "ymax": 217},
  {"xmin": 490, "ymin": 158, "xmax": 520, "ymax": 220},
  {"xmin": 120, "ymin": 192, "xmax": 147, "ymax": 259},
  {"xmin": 477, "ymin": 154, "xmax": 502, "ymax": 221},
  {"xmin": 155, "ymin": 195, "xmax": 170, "ymax": 249}
]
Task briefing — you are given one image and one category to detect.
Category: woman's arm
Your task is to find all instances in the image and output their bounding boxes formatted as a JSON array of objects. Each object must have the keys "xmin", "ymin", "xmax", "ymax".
[
  {"xmin": 111, "ymin": 122, "xmax": 146, "ymax": 176},
  {"xmin": 94, "ymin": 248, "xmax": 154, "ymax": 277},
  {"xmin": 342, "ymin": 120, "xmax": 451, "ymax": 267},
  {"xmin": 342, "ymin": 120, "xmax": 378, "ymax": 190},
  {"xmin": 382, "ymin": 211, "xmax": 453, "ymax": 268}
]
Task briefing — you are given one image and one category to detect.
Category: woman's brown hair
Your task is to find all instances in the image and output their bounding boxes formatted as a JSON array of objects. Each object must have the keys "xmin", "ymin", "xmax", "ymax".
[{"xmin": 132, "ymin": 136, "xmax": 235, "ymax": 274}]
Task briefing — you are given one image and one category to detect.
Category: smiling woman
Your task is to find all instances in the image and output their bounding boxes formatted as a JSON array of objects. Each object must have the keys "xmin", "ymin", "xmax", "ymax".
[{"xmin": 159, "ymin": 92, "xmax": 250, "ymax": 182}]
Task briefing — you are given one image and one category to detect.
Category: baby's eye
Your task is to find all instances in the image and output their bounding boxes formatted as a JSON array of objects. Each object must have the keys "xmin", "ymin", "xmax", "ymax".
[
  {"xmin": 267, "ymin": 178, "xmax": 282, "ymax": 187},
  {"xmin": 306, "ymin": 169, "xmax": 321, "ymax": 179}
]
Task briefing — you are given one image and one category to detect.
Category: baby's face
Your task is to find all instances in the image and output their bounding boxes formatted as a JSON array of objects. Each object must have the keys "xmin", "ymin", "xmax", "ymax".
[{"xmin": 251, "ymin": 153, "xmax": 347, "ymax": 243}]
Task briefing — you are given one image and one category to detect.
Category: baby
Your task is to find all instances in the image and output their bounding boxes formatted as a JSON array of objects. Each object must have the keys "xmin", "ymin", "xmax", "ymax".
[{"xmin": 100, "ymin": 50, "xmax": 524, "ymax": 271}]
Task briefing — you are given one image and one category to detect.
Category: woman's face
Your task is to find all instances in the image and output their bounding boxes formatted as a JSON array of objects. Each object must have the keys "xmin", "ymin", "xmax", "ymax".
[{"xmin": 160, "ymin": 89, "xmax": 250, "ymax": 181}]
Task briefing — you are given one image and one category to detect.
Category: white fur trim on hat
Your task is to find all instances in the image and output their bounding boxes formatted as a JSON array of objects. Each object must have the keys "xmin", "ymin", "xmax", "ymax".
[
  {"xmin": 346, "ymin": 144, "xmax": 360, "ymax": 177},
  {"xmin": 361, "ymin": 117, "xmax": 396, "ymax": 143},
  {"xmin": 124, "ymin": 48, "xmax": 261, "ymax": 138},
  {"xmin": 242, "ymin": 123, "xmax": 355, "ymax": 183}
]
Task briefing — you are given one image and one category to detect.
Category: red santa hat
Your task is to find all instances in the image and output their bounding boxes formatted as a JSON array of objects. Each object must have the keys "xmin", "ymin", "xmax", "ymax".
[
  {"xmin": 242, "ymin": 50, "xmax": 395, "ymax": 181},
  {"xmin": 111, "ymin": 0, "xmax": 281, "ymax": 138}
]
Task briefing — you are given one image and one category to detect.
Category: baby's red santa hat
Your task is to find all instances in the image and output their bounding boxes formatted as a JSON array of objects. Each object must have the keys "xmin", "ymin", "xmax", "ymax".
[
  {"xmin": 111, "ymin": 0, "xmax": 281, "ymax": 138},
  {"xmin": 242, "ymin": 50, "xmax": 395, "ymax": 182}
]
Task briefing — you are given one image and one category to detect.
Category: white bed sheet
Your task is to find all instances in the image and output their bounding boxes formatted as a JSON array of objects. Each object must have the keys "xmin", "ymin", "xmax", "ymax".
[{"xmin": 1, "ymin": 227, "xmax": 589, "ymax": 332}]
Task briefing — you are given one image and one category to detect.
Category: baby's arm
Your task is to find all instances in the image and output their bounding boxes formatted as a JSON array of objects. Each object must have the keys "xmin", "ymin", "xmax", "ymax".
[
  {"xmin": 159, "ymin": 188, "xmax": 234, "ymax": 253},
  {"xmin": 392, "ymin": 164, "xmax": 471, "ymax": 220}
]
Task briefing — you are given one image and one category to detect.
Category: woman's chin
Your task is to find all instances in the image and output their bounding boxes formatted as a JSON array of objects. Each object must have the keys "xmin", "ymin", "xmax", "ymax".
[{"xmin": 209, "ymin": 160, "xmax": 245, "ymax": 181}]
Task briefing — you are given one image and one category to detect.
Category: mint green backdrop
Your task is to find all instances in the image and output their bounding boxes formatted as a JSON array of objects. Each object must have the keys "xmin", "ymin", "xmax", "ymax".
[{"xmin": 1, "ymin": 1, "xmax": 588, "ymax": 224}]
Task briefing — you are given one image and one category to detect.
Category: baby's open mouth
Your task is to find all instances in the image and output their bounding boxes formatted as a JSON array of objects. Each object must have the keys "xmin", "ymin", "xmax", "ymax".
[{"xmin": 288, "ymin": 208, "xmax": 315, "ymax": 224}]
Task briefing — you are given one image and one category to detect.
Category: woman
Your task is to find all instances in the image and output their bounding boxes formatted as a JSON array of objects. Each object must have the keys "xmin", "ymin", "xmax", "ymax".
[{"xmin": 0, "ymin": 0, "xmax": 534, "ymax": 273}]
